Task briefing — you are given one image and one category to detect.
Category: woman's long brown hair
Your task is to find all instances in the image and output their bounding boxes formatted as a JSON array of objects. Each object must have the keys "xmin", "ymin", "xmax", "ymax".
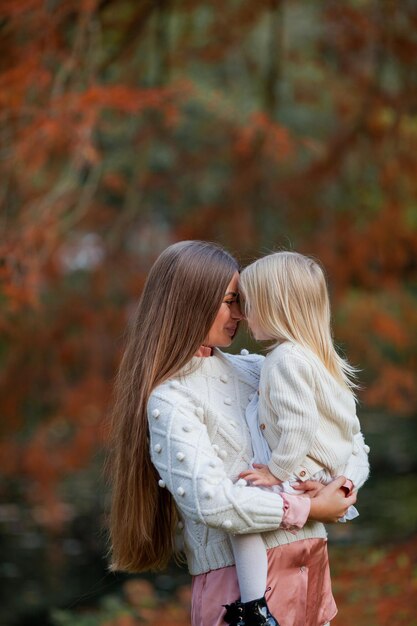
[{"xmin": 107, "ymin": 241, "xmax": 239, "ymax": 572}]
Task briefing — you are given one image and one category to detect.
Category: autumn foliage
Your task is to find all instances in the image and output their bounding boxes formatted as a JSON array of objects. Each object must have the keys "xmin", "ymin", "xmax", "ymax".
[{"xmin": 0, "ymin": 0, "xmax": 416, "ymax": 621}]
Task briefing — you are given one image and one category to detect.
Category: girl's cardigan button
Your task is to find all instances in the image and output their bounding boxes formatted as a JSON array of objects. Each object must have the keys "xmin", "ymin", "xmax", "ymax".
[
  {"xmin": 176, "ymin": 452, "xmax": 185, "ymax": 461},
  {"xmin": 154, "ymin": 444, "xmax": 162, "ymax": 453},
  {"xmin": 177, "ymin": 487, "xmax": 185, "ymax": 496},
  {"xmin": 151, "ymin": 409, "xmax": 160, "ymax": 418},
  {"xmin": 222, "ymin": 520, "xmax": 232, "ymax": 529},
  {"xmin": 158, "ymin": 479, "xmax": 166, "ymax": 488},
  {"xmin": 240, "ymin": 349, "xmax": 249, "ymax": 356}
]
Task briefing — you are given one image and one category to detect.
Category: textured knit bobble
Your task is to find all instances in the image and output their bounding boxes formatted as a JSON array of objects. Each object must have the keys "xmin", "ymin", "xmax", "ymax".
[
  {"xmin": 177, "ymin": 487, "xmax": 185, "ymax": 496},
  {"xmin": 176, "ymin": 452, "xmax": 185, "ymax": 461},
  {"xmin": 204, "ymin": 488, "xmax": 214, "ymax": 499},
  {"xmin": 151, "ymin": 409, "xmax": 160, "ymax": 418},
  {"xmin": 154, "ymin": 443, "xmax": 162, "ymax": 453},
  {"xmin": 240, "ymin": 349, "xmax": 249, "ymax": 356},
  {"xmin": 222, "ymin": 520, "xmax": 232, "ymax": 529},
  {"xmin": 158, "ymin": 479, "xmax": 166, "ymax": 488},
  {"xmin": 220, "ymin": 374, "xmax": 228, "ymax": 383},
  {"xmin": 195, "ymin": 407, "xmax": 204, "ymax": 418},
  {"xmin": 182, "ymin": 425, "xmax": 191, "ymax": 432},
  {"xmin": 224, "ymin": 397, "xmax": 232, "ymax": 405}
]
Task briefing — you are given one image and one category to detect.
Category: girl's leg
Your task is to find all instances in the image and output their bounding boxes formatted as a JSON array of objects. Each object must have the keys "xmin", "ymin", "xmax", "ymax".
[{"xmin": 230, "ymin": 533, "xmax": 268, "ymax": 602}]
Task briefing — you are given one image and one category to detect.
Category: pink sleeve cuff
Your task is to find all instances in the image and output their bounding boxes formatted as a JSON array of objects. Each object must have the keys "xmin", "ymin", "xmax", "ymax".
[{"xmin": 280, "ymin": 493, "xmax": 311, "ymax": 533}]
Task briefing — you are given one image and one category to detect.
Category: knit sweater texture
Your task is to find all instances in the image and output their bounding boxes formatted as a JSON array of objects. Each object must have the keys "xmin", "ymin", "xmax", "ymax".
[
  {"xmin": 258, "ymin": 341, "xmax": 370, "ymax": 486},
  {"xmin": 147, "ymin": 349, "xmax": 367, "ymax": 576}
]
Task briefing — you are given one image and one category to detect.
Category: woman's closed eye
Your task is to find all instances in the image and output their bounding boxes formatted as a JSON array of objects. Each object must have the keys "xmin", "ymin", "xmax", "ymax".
[{"xmin": 223, "ymin": 293, "xmax": 239, "ymax": 306}]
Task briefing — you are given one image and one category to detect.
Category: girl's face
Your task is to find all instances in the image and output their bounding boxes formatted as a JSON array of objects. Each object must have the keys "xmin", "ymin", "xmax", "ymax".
[
  {"xmin": 246, "ymin": 312, "xmax": 270, "ymax": 341},
  {"xmin": 204, "ymin": 272, "xmax": 243, "ymax": 347}
]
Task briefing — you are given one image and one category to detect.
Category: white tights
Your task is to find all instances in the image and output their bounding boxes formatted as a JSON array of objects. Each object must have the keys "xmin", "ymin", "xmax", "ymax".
[
  {"xmin": 230, "ymin": 533, "xmax": 332, "ymax": 626},
  {"xmin": 230, "ymin": 533, "xmax": 268, "ymax": 603}
]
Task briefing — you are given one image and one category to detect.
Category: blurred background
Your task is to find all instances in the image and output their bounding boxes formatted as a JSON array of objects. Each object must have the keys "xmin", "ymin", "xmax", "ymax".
[{"xmin": 1, "ymin": 1, "xmax": 416, "ymax": 625}]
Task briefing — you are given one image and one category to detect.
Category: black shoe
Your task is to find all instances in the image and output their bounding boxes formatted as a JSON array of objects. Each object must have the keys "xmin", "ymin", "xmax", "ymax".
[
  {"xmin": 241, "ymin": 595, "xmax": 280, "ymax": 626},
  {"xmin": 223, "ymin": 600, "xmax": 245, "ymax": 626},
  {"xmin": 223, "ymin": 595, "xmax": 280, "ymax": 626}
]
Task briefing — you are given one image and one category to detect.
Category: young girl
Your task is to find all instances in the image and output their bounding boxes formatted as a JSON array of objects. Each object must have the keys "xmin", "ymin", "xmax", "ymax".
[{"xmin": 226, "ymin": 251, "xmax": 370, "ymax": 625}]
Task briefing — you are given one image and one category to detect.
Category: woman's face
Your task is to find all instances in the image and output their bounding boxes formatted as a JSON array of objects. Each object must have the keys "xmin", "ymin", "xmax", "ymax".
[{"xmin": 204, "ymin": 272, "xmax": 243, "ymax": 347}]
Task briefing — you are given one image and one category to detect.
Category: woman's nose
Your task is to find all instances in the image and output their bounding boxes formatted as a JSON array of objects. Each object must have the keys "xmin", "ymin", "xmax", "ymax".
[{"xmin": 230, "ymin": 301, "xmax": 244, "ymax": 320}]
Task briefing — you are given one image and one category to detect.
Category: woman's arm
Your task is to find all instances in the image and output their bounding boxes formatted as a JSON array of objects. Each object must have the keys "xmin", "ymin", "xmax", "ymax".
[
  {"xmin": 148, "ymin": 381, "xmax": 354, "ymax": 534},
  {"xmin": 280, "ymin": 476, "xmax": 356, "ymax": 528},
  {"xmin": 148, "ymin": 381, "xmax": 287, "ymax": 535}
]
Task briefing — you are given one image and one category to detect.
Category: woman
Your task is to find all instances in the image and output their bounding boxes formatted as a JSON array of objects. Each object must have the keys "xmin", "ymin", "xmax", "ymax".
[{"xmin": 108, "ymin": 241, "xmax": 368, "ymax": 626}]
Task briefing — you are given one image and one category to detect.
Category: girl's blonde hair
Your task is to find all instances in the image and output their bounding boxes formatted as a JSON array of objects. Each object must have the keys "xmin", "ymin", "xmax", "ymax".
[
  {"xmin": 107, "ymin": 241, "xmax": 239, "ymax": 573},
  {"xmin": 240, "ymin": 251, "xmax": 357, "ymax": 391}
]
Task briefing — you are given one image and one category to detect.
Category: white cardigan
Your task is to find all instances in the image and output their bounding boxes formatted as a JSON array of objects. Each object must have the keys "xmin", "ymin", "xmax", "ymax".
[
  {"xmin": 258, "ymin": 341, "xmax": 369, "ymax": 486},
  {"xmin": 147, "ymin": 349, "xmax": 369, "ymax": 575}
]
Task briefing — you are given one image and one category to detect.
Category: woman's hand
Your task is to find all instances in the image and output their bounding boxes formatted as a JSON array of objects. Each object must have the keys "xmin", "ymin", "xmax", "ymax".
[
  {"xmin": 308, "ymin": 476, "xmax": 357, "ymax": 523},
  {"xmin": 239, "ymin": 463, "xmax": 282, "ymax": 487},
  {"xmin": 292, "ymin": 480, "xmax": 325, "ymax": 498}
]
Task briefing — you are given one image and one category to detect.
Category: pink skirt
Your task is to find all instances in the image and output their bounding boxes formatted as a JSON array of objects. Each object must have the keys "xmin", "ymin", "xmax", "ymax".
[{"xmin": 191, "ymin": 538, "xmax": 336, "ymax": 626}]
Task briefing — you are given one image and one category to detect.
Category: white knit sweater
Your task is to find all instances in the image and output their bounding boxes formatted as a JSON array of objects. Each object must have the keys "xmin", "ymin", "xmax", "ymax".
[
  {"xmin": 147, "ymin": 349, "xmax": 369, "ymax": 576},
  {"xmin": 259, "ymin": 341, "xmax": 370, "ymax": 486}
]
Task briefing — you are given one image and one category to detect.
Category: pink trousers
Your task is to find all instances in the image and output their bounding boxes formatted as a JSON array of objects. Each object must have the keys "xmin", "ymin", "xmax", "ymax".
[{"xmin": 191, "ymin": 538, "xmax": 336, "ymax": 626}]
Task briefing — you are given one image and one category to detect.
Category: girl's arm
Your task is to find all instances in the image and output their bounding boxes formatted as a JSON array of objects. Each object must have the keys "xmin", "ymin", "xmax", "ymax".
[{"xmin": 339, "ymin": 430, "xmax": 370, "ymax": 492}]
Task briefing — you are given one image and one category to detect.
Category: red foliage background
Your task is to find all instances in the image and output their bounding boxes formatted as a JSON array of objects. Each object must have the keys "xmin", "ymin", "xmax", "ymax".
[{"xmin": 0, "ymin": 1, "xmax": 416, "ymax": 623}]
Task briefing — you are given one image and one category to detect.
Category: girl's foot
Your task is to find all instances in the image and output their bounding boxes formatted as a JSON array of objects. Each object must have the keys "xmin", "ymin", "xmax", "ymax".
[
  {"xmin": 223, "ymin": 600, "xmax": 245, "ymax": 626},
  {"xmin": 223, "ymin": 595, "xmax": 280, "ymax": 626}
]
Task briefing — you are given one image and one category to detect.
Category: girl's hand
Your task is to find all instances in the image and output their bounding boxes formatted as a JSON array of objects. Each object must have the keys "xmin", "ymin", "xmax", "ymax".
[
  {"xmin": 308, "ymin": 476, "xmax": 357, "ymax": 523},
  {"xmin": 239, "ymin": 464, "xmax": 282, "ymax": 487},
  {"xmin": 292, "ymin": 480, "xmax": 325, "ymax": 498}
]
